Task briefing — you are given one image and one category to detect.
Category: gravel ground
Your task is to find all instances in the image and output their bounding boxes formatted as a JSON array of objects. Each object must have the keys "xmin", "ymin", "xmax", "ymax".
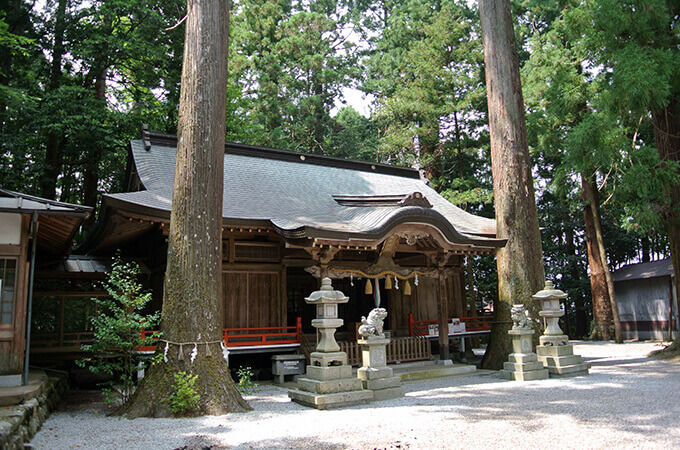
[{"xmin": 30, "ymin": 341, "xmax": 679, "ymax": 449}]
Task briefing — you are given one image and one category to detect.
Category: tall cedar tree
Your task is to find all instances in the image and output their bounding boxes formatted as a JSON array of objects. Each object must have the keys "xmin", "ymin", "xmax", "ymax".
[
  {"xmin": 117, "ymin": 0, "xmax": 250, "ymax": 417},
  {"xmin": 478, "ymin": 0, "xmax": 545, "ymax": 369},
  {"xmin": 520, "ymin": 7, "xmax": 623, "ymax": 342}
]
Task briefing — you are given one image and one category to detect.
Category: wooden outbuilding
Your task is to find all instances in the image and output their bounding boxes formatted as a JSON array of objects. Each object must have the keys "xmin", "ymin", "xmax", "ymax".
[
  {"xmin": 0, "ymin": 189, "xmax": 90, "ymax": 385},
  {"xmin": 614, "ymin": 259, "xmax": 679, "ymax": 340},
  {"xmin": 74, "ymin": 128, "xmax": 505, "ymax": 362}
]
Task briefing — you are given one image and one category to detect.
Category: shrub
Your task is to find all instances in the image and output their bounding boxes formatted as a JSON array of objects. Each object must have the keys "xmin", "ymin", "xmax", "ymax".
[
  {"xmin": 169, "ymin": 371, "xmax": 200, "ymax": 415},
  {"xmin": 236, "ymin": 366, "xmax": 258, "ymax": 395},
  {"xmin": 77, "ymin": 255, "xmax": 160, "ymax": 405}
]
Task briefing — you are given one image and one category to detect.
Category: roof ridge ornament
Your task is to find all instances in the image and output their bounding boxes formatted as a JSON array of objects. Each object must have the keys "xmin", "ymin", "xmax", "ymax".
[
  {"xmin": 141, "ymin": 124, "xmax": 152, "ymax": 151},
  {"xmin": 332, "ymin": 192, "xmax": 432, "ymax": 208},
  {"xmin": 398, "ymin": 192, "xmax": 432, "ymax": 208}
]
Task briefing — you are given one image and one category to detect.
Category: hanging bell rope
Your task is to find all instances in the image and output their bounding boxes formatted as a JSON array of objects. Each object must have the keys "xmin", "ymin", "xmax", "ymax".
[{"xmin": 339, "ymin": 268, "xmax": 437, "ymax": 281}]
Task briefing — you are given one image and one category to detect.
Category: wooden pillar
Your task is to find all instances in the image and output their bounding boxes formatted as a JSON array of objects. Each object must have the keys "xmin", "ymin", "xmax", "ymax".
[{"xmin": 437, "ymin": 269, "xmax": 450, "ymax": 362}]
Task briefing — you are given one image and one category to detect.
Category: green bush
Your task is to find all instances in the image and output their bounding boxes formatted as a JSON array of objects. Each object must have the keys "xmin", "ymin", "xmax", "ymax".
[
  {"xmin": 76, "ymin": 254, "xmax": 160, "ymax": 405},
  {"xmin": 169, "ymin": 371, "xmax": 200, "ymax": 415}
]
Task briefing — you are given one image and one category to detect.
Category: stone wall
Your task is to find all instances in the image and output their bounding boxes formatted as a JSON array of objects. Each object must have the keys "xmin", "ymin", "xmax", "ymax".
[{"xmin": 0, "ymin": 375, "xmax": 67, "ymax": 449}]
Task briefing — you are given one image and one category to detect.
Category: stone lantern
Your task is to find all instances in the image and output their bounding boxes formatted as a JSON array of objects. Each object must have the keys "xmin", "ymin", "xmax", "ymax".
[
  {"xmin": 534, "ymin": 281, "xmax": 590, "ymax": 376},
  {"xmin": 288, "ymin": 278, "xmax": 372, "ymax": 409}
]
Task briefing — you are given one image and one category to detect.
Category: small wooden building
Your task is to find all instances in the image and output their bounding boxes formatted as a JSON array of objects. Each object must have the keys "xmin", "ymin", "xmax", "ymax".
[
  {"xmin": 614, "ymin": 259, "xmax": 678, "ymax": 340},
  {"xmin": 0, "ymin": 189, "xmax": 90, "ymax": 385},
  {"xmin": 77, "ymin": 128, "xmax": 505, "ymax": 361}
]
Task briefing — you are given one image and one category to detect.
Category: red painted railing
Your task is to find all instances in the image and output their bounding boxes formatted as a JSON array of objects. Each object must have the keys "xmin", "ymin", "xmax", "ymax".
[
  {"xmin": 223, "ymin": 317, "xmax": 302, "ymax": 347},
  {"xmin": 139, "ymin": 330, "xmax": 158, "ymax": 352},
  {"xmin": 139, "ymin": 317, "xmax": 303, "ymax": 351},
  {"xmin": 408, "ymin": 313, "xmax": 492, "ymax": 337}
]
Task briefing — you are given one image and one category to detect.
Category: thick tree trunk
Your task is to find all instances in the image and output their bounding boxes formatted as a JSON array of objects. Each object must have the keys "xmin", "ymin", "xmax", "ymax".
[
  {"xmin": 564, "ymin": 227, "xmax": 588, "ymax": 337},
  {"xmin": 117, "ymin": 0, "xmax": 249, "ymax": 417},
  {"xmin": 418, "ymin": 118, "xmax": 442, "ymax": 182},
  {"xmin": 586, "ymin": 175, "xmax": 622, "ymax": 343},
  {"xmin": 582, "ymin": 174, "xmax": 617, "ymax": 341},
  {"xmin": 40, "ymin": 0, "xmax": 68, "ymax": 200},
  {"xmin": 478, "ymin": 0, "xmax": 545, "ymax": 370},
  {"xmin": 652, "ymin": 99, "xmax": 680, "ymax": 349}
]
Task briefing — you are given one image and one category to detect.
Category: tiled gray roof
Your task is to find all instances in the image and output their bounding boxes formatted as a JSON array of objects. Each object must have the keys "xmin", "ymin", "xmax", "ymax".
[{"xmin": 104, "ymin": 138, "xmax": 501, "ymax": 247}]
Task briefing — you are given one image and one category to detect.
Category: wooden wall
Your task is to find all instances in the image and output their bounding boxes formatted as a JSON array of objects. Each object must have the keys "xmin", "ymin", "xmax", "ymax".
[
  {"xmin": 0, "ymin": 215, "xmax": 30, "ymax": 375},
  {"xmin": 222, "ymin": 267, "xmax": 286, "ymax": 329},
  {"xmin": 388, "ymin": 269, "xmax": 466, "ymax": 333}
]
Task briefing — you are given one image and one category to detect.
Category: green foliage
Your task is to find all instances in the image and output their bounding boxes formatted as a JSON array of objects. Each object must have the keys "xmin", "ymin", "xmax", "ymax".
[
  {"xmin": 0, "ymin": 0, "xmax": 185, "ymax": 218},
  {"xmin": 228, "ymin": 0, "xmax": 360, "ymax": 155},
  {"xmin": 235, "ymin": 366, "xmax": 258, "ymax": 395},
  {"xmin": 77, "ymin": 255, "xmax": 160, "ymax": 405},
  {"xmin": 169, "ymin": 371, "xmax": 200, "ymax": 415}
]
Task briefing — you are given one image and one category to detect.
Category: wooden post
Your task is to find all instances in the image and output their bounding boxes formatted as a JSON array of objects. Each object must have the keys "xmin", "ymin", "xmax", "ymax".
[
  {"xmin": 408, "ymin": 313, "xmax": 414, "ymax": 337},
  {"xmin": 437, "ymin": 269, "xmax": 450, "ymax": 362},
  {"xmin": 296, "ymin": 316, "xmax": 302, "ymax": 342}
]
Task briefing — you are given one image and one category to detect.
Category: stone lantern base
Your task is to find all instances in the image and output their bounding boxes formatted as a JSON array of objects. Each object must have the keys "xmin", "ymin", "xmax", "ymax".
[
  {"xmin": 288, "ymin": 352, "xmax": 372, "ymax": 409},
  {"xmin": 500, "ymin": 328, "xmax": 549, "ymax": 381},
  {"xmin": 536, "ymin": 339, "xmax": 590, "ymax": 377},
  {"xmin": 358, "ymin": 336, "xmax": 405, "ymax": 401}
]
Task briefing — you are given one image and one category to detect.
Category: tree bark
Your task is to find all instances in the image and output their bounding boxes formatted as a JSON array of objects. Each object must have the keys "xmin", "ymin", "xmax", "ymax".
[
  {"xmin": 582, "ymin": 174, "xmax": 617, "ymax": 341},
  {"xmin": 40, "ymin": 0, "xmax": 68, "ymax": 200},
  {"xmin": 478, "ymin": 0, "xmax": 545, "ymax": 370},
  {"xmin": 585, "ymin": 175, "xmax": 622, "ymax": 342},
  {"xmin": 117, "ymin": 0, "xmax": 249, "ymax": 417},
  {"xmin": 564, "ymin": 227, "xmax": 588, "ymax": 338},
  {"xmin": 651, "ymin": 99, "xmax": 680, "ymax": 349}
]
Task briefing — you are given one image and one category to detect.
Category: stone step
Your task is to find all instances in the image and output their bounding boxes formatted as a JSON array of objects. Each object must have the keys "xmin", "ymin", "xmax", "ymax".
[
  {"xmin": 499, "ymin": 368, "xmax": 549, "ymax": 381},
  {"xmin": 536, "ymin": 344, "xmax": 575, "ymax": 358},
  {"xmin": 288, "ymin": 388, "xmax": 373, "ymax": 410},
  {"xmin": 306, "ymin": 364, "xmax": 353, "ymax": 381},
  {"xmin": 547, "ymin": 363, "xmax": 591, "ymax": 377},
  {"xmin": 371, "ymin": 385, "xmax": 406, "ymax": 402},
  {"xmin": 362, "ymin": 376, "xmax": 402, "ymax": 391},
  {"xmin": 539, "ymin": 354, "xmax": 586, "ymax": 368},
  {"xmin": 503, "ymin": 360, "xmax": 546, "ymax": 372},
  {"xmin": 296, "ymin": 377, "xmax": 364, "ymax": 395},
  {"xmin": 396, "ymin": 364, "xmax": 476, "ymax": 382}
]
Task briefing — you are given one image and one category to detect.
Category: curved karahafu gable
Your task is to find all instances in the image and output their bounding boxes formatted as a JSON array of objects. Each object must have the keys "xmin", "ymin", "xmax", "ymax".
[{"xmin": 83, "ymin": 129, "xmax": 505, "ymax": 253}]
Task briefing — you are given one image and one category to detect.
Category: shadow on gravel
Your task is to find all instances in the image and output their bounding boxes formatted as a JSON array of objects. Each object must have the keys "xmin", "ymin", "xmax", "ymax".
[
  {"xmin": 582, "ymin": 356, "xmax": 652, "ymax": 366},
  {"xmin": 177, "ymin": 434, "xmax": 346, "ymax": 450},
  {"xmin": 314, "ymin": 356, "xmax": 679, "ymax": 443}
]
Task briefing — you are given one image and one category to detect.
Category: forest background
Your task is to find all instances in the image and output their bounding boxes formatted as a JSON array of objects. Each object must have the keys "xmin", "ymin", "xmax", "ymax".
[{"xmin": 1, "ymin": 0, "xmax": 678, "ymax": 340}]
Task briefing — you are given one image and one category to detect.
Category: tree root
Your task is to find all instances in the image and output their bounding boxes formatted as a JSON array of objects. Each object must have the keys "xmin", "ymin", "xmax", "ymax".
[{"xmin": 114, "ymin": 355, "xmax": 251, "ymax": 418}]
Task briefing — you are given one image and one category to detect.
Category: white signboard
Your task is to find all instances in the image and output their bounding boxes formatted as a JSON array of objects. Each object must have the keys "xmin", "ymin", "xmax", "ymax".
[{"xmin": 0, "ymin": 213, "xmax": 22, "ymax": 245}]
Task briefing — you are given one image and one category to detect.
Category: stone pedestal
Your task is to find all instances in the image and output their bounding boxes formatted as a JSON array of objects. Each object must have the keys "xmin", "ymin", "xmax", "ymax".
[
  {"xmin": 500, "ymin": 326, "xmax": 549, "ymax": 381},
  {"xmin": 288, "ymin": 278, "xmax": 372, "ymax": 409},
  {"xmin": 358, "ymin": 335, "xmax": 405, "ymax": 401},
  {"xmin": 533, "ymin": 281, "xmax": 590, "ymax": 377}
]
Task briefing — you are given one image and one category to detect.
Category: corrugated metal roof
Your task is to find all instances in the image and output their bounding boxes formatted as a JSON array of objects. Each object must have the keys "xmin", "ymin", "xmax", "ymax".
[
  {"xmin": 99, "ymin": 135, "xmax": 502, "ymax": 248},
  {"xmin": 54, "ymin": 255, "xmax": 150, "ymax": 274},
  {"xmin": 613, "ymin": 259, "xmax": 674, "ymax": 282},
  {"xmin": 0, "ymin": 189, "xmax": 91, "ymax": 216}
]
